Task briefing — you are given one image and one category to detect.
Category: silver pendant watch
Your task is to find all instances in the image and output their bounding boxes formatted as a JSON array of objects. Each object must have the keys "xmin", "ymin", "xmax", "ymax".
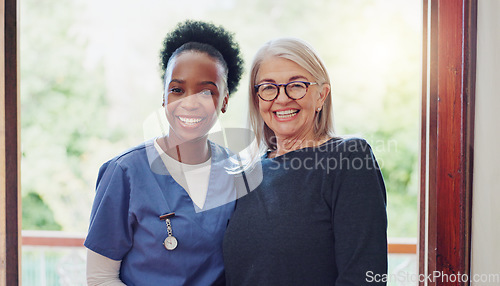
[{"xmin": 160, "ymin": 212, "xmax": 178, "ymax": 250}]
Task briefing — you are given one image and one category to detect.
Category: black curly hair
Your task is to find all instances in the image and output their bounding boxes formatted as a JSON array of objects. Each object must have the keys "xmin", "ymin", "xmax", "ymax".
[{"xmin": 159, "ymin": 20, "xmax": 244, "ymax": 95}]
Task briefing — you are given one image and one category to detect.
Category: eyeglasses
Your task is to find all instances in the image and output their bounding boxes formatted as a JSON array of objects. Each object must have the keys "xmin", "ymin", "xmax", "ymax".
[{"xmin": 254, "ymin": 81, "xmax": 318, "ymax": 101}]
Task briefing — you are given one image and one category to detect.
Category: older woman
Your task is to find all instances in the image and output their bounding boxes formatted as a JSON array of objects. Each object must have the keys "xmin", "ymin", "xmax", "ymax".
[{"xmin": 223, "ymin": 38, "xmax": 387, "ymax": 285}]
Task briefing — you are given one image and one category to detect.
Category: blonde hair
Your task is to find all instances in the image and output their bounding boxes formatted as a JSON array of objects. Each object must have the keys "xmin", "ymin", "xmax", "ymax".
[{"xmin": 248, "ymin": 37, "xmax": 335, "ymax": 151}]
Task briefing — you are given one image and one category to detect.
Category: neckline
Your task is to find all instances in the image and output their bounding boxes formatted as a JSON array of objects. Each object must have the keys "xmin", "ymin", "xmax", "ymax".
[
  {"xmin": 265, "ymin": 137, "xmax": 340, "ymax": 159},
  {"xmin": 154, "ymin": 139, "xmax": 211, "ymax": 171}
]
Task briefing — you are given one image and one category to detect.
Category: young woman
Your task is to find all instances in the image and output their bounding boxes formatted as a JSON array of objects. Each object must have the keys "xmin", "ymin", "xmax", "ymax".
[
  {"xmin": 223, "ymin": 37, "xmax": 388, "ymax": 285},
  {"xmin": 85, "ymin": 20, "xmax": 244, "ymax": 285}
]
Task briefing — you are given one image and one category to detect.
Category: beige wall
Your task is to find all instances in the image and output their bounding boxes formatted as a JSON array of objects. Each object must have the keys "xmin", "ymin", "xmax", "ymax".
[{"xmin": 471, "ymin": 0, "xmax": 500, "ymax": 285}]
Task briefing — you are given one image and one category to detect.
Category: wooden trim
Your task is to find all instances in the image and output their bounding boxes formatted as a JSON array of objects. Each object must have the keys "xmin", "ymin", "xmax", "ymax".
[
  {"xmin": 463, "ymin": 4, "xmax": 477, "ymax": 278},
  {"xmin": 0, "ymin": 0, "xmax": 6, "ymax": 283},
  {"xmin": 388, "ymin": 243, "xmax": 417, "ymax": 254},
  {"xmin": 22, "ymin": 237, "xmax": 85, "ymax": 248},
  {"xmin": 21, "ymin": 231, "xmax": 421, "ymax": 254},
  {"xmin": 19, "ymin": 230, "xmax": 420, "ymax": 253},
  {"xmin": 22, "ymin": 231, "xmax": 86, "ymax": 248},
  {"xmin": 22, "ymin": 236, "xmax": 85, "ymax": 247},
  {"xmin": 22, "ymin": 231, "xmax": 420, "ymax": 253},
  {"xmin": 1, "ymin": 0, "xmax": 20, "ymax": 284},
  {"xmin": 426, "ymin": 0, "xmax": 440, "ymax": 281},
  {"xmin": 418, "ymin": 0, "xmax": 429, "ymax": 284},
  {"xmin": 462, "ymin": 0, "xmax": 477, "ymax": 280},
  {"xmin": 420, "ymin": 0, "xmax": 477, "ymax": 285}
]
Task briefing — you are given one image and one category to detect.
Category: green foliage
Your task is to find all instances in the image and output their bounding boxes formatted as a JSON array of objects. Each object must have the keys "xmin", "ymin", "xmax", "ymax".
[
  {"xmin": 20, "ymin": 0, "xmax": 114, "ymax": 231},
  {"xmin": 21, "ymin": 0, "xmax": 421, "ymax": 237},
  {"xmin": 22, "ymin": 192, "xmax": 62, "ymax": 230},
  {"xmin": 188, "ymin": 0, "xmax": 421, "ymax": 238}
]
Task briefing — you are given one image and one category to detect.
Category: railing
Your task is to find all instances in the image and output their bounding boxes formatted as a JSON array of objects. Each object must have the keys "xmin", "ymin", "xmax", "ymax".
[
  {"xmin": 21, "ymin": 231, "xmax": 418, "ymax": 286},
  {"xmin": 22, "ymin": 231, "xmax": 87, "ymax": 286},
  {"xmin": 386, "ymin": 238, "xmax": 419, "ymax": 286}
]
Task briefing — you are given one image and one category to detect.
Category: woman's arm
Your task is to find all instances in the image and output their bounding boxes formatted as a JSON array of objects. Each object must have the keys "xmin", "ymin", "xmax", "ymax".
[
  {"xmin": 86, "ymin": 249, "xmax": 126, "ymax": 286},
  {"xmin": 333, "ymin": 139, "xmax": 388, "ymax": 285},
  {"xmin": 85, "ymin": 160, "xmax": 134, "ymax": 284}
]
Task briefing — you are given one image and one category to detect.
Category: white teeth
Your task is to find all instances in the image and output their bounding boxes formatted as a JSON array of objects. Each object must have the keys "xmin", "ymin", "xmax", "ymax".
[
  {"xmin": 178, "ymin": 117, "xmax": 202, "ymax": 124},
  {"xmin": 275, "ymin": 110, "xmax": 299, "ymax": 118}
]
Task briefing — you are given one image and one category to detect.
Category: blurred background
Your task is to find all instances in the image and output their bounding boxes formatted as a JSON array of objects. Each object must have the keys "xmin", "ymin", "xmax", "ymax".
[{"xmin": 20, "ymin": 0, "xmax": 421, "ymax": 284}]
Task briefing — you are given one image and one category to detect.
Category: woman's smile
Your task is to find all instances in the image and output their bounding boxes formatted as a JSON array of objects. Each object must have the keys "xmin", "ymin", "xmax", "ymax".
[
  {"xmin": 273, "ymin": 109, "xmax": 300, "ymax": 121},
  {"xmin": 176, "ymin": 115, "xmax": 205, "ymax": 127}
]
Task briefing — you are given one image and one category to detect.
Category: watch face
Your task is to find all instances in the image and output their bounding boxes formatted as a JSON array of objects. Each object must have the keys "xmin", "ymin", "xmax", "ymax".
[{"xmin": 164, "ymin": 236, "xmax": 178, "ymax": 250}]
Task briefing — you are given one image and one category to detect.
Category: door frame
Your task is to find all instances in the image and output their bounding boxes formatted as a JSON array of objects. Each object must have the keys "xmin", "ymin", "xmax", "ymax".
[{"xmin": 419, "ymin": 0, "xmax": 477, "ymax": 285}]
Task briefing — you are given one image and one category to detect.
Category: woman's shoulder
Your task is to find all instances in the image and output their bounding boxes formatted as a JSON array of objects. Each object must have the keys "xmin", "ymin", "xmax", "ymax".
[
  {"xmin": 316, "ymin": 136, "xmax": 371, "ymax": 154},
  {"xmin": 336, "ymin": 136, "xmax": 370, "ymax": 151}
]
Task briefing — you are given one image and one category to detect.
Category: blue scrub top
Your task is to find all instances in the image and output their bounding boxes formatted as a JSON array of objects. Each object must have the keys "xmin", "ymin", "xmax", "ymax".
[{"xmin": 85, "ymin": 140, "xmax": 237, "ymax": 285}]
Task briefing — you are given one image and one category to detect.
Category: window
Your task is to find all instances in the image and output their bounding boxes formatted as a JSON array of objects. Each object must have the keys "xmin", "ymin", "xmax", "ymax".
[{"xmin": 4, "ymin": 0, "xmax": 430, "ymax": 283}]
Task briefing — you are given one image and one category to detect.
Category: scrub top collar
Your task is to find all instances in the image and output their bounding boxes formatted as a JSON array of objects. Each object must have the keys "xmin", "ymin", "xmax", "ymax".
[{"xmin": 146, "ymin": 138, "xmax": 239, "ymax": 213}]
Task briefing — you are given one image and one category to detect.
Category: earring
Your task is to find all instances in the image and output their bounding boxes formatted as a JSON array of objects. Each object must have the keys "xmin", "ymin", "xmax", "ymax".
[
  {"xmin": 221, "ymin": 95, "xmax": 228, "ymax": 113},
  {"xmin": 317, "ymin": 107, "xmax": 321, "ymax": 111}
]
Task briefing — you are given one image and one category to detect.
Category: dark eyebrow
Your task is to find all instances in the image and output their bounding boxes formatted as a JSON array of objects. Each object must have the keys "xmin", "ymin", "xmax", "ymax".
[
  {"xmin": 169, "ymin": 79, "xmax": 184, "ymax": 85},
  {"xmin": 169, "ymin": 79, "xmax": 217, "ymax": 88},
  {"xmin": 199, "ymin": 81, "xmax": 218, "ymax": 88}
]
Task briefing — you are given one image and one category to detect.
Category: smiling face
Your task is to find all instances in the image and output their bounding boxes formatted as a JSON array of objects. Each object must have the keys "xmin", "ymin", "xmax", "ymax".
[
  {"xmin": 256, "ymin": 56, "xmax": 326, "ymax": 144},
  {"xmin": 164, "ymin": 51, "xmax": 227, "ymax": 145}
]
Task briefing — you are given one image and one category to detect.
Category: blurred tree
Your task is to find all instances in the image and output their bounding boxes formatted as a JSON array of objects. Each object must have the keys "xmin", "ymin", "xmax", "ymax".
[
  {"xmin": 209, "ymin": 0, "xmax": 420, "ymax": 237},
  {"xmin": 20, "ymin": 0, "xmax": 420, "ymax": 237},
  {"xmin": 20, "ymin": 0, "xmax": 122, "ymax": 231},
  {"xmin": 22, "ymin": 193, "xmax": 62, "ymax": 230}
]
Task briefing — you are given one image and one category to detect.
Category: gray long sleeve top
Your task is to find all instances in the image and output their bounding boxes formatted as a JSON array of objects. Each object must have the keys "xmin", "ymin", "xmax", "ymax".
[{"xmin": 223, "ymin": 138, "xmax": 388, "ymax": 286}]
